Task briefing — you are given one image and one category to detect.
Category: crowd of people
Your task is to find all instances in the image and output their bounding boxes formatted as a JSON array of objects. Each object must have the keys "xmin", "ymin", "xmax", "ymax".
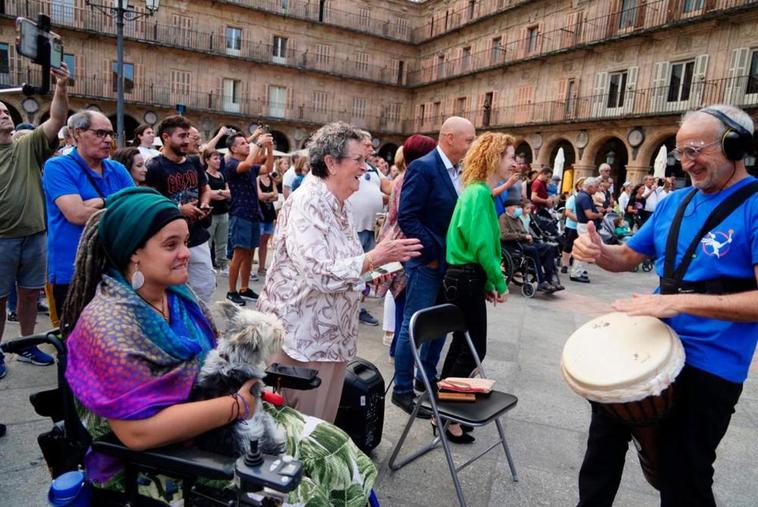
[{"xmin": 0, "ymin": 65, "xmax": 755, "ymax": 507}]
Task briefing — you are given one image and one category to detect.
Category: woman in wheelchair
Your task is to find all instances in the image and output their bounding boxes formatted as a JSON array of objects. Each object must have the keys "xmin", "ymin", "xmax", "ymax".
[
  {"xmin": 499, "ymin": 200, "xmax": 563, "ymax": 293},
  {"xmin": 441, "ymin": 132, "xmax": 512, "ymax": 442},
  {"xmin": 60, "ymin": 187, "xmax": 376, "ymax": 505}
]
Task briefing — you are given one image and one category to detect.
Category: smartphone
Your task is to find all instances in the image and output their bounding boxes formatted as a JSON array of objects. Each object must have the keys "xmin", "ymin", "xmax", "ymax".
[{"xmin": 15, "ymin": 17, "xmax": 64, "ymax": 68}]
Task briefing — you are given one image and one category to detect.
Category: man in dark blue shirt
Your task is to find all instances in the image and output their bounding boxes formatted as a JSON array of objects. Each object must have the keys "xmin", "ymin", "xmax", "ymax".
[
  {"xmin": 224, "ymin": 130, "xmax": 273, "ymax": 305},
  {"xmin": 570, "ymin": 177, "xmax": 602, "ymax": 283},
  {"xmin": 572, "ymin": 105, "xmax": 758, "ymax": 506}
]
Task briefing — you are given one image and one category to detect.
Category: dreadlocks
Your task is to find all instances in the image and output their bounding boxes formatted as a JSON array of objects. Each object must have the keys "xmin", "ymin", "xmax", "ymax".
[{"xmin": 60, "ymin": 209, "xmax": 107, "ymax": 338}]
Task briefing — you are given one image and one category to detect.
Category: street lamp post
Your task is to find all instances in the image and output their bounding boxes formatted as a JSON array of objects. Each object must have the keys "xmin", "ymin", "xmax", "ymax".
[{"xmin": 85, "ymin": 0, "xmax": 159, "ymax": 147}]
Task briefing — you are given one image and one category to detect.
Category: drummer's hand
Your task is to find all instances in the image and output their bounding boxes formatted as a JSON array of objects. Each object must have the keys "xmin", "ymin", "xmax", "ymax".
[
  {"xmin": 612, "ymin": 293, "xmax": 681, "ymax": 318},
  {"xmin": 572, "ymin": 221, "xmax": 604, "ymax": 263}
]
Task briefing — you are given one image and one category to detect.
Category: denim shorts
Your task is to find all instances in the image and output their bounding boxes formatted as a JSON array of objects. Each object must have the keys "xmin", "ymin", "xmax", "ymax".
[
  {"xmin": 0, "ymin": 231, "xmax": 47, "ymax": 298},
  {"xmin": 259, "ymin": 221, "xmax": 275, "ymax": 236},
  {"xmin": 229, "ymin": 215, "xmax": 261, "ymax": 250}
]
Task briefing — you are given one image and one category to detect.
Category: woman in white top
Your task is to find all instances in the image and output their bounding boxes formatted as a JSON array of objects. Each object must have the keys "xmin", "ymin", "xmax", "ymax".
[
  {"xmin": 133, "ymin": 124, "xmax": 160, "ymax": 163},
  {"xmin": 257, "ymin": 122, "xmax": 422, "ymax": 423}
]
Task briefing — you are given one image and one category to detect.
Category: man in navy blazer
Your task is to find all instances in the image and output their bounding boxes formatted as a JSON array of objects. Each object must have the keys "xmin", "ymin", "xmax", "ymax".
[{"xmin": 392, "ymin": 117, "xmax": 476, "ymax": 417}]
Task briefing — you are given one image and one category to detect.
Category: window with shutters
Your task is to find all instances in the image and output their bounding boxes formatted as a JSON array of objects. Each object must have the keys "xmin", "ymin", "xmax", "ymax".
[
  {"xmin": 397, "ymin": 19, "xmax": 408, "ymax": 37},
  {"xmin": 455, "ymin": 97, "xmax": 467, "ymax": 116},
  {"xmin": 683, "ymin": 0, "xmax": 704, "ymax": 12},
  {"xmin": 668, "ymin": 60, "xmax": 695, "ymax": 102},
  {"xmin": 52, "ymin": 0, "xmax": 75, "ymax": 24},
  {"xmin": 63, "ymin": 53, "xmax": 75, "ymax": 84},
  {"xmin": 419, "ymin": 104, "xmax": 426, "ymax": 123},
  {"xmin": 482, "ymin": 92, "xmax": 493, "ymax": 126},
  {"xmin": 313, "ymin": 90, "xmax": 328, "ymax": 113},
  {"xmin": 437, "ymin": 54, "xmax": 445, "ymax": 78},
  {"xmin": 491, "ymin": 36, "xmax": 503, "ymax": 64},
  {"xmin": 747, "ymin": 50, "xmax": 758, "ymax": 95},
  {"xmin": 0, "ymin": 43, "xmax": 9, "ymax": 85},
  {"xmin": 607, "ymin": 71, "xmax": 628, "ymax": 108},
  {"xmin": 387, "ymin": 103, "xmax": 401, "ymax": 123},
  {"xmin": 172, "ymin": 15, "xmax": 193, "ymax": 46},
  {"xmin": 273, "ymin": 36, "xmax": 287, "ymax": 63},
  {"xmin": 566, "ymin": 79, "xmax": 577, "ymax": 117},
  {"xmin": 395, "ymin": 60, "xmax": 405, "ymax": 84},
  {"xmin": 315, "ymin": 44, "xmax": 332, "ymax": 65},
  {"xmin": 226, "ymin": 27, "xmax": 242, "ymax": 56},
  {"xmin": 526, "ymin": 26, "xmax": 539, "ymax": 54},
  {"xmin": 461, "ymin": 46, "xmax": 471, "ymax": 72},
  {"xmin": 222, "ymin": 78, "xmax": 241, "ymax": 113},
  {"xmin": 431, "ymin": 101, "xmax": 441, "ymax": 123},
  {"xmin": 112, "ymin": 62, "xmax": 134, "ymax": 93},
  {"xmin": 468, "ymin": 1, "xmax": 476, "ymax": 20},
  {"xmin": 353, "ymin": 97, "xmax": 366, "ymax": 118},
  {"xmin": 268, "ymin": 85, "xmax": 287, "ymax": 117},
  {"xmin": 359, "ymin": 8, "xmax": 370, "ymax": 27},
  {"xmin": 619, "ymin": 0, "xmax": 638, "ymax": 29},
  {"xmin": 171, "ymin": 69, "xmax": 191, "ymax": 97},
  {"xmin": 356, "ymin": 52, "xmax": 369, "ymax": 72}
]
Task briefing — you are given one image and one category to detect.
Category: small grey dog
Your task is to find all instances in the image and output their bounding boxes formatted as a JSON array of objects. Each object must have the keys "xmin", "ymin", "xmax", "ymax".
[{"xmin": 190, "ymin": 301, "xmax": 287, "ymax": 457}]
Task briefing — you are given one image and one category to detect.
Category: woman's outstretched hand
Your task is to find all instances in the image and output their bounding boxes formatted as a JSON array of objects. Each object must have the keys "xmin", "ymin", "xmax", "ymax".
[{"xmin": 371, "ymin": 238, "xmax": 423, "ymax": 265}]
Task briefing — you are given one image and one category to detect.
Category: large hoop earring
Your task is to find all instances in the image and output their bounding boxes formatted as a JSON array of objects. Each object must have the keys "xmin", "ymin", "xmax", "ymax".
[{"xmin": 131, "ymin": 266, "xmax": 145, "ymax": 291}]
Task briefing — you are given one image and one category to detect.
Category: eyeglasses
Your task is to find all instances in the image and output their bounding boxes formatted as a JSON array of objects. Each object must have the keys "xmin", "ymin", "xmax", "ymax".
[
  {"xmin": 340, "ymin": 154, "xmax": 367, "ymax": 166},
  {"xmin": 669, "ymin": 140, "xmax": 720, "ymax": 161},
  {"xmin": 83, "ymin": 129, "xmax": 117, "ymax": 139}
]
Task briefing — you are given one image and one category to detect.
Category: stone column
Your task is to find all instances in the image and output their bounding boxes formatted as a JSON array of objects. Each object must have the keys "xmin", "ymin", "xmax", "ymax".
[
  {"xmin": 625, "ymin": 165, "xmax": 652, "ymax": 185},
  {"xmin": 572, "ymin": 164, "xmax": 595, "ymax": 180}
]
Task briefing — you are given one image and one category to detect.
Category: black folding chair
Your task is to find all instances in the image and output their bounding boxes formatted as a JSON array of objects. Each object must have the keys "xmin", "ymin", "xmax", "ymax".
[{"xmin": 387, "ymin": 304, "xmax": 518, "ymax": 507}]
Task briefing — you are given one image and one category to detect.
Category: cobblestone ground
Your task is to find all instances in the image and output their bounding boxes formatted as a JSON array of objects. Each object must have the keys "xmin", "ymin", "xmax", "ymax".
[{"xmin": 1, "ymin": 265, "xmax": 756, "ymax": 506}]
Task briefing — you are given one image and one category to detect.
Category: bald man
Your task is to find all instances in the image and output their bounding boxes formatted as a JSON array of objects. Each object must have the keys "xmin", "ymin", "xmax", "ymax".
[
  {"xmin": 572, "ymin": 104, "xmax": 758, "ymax": 505},
  {"xmin": 392, "ymin": 116, "xmax": 476, "ymax": 417}
]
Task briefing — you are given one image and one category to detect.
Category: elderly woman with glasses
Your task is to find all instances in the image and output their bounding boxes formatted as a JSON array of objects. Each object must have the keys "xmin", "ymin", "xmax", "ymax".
[{"xmin": 257, "ymin": 122, "xmax": 422, "ymax": 422}]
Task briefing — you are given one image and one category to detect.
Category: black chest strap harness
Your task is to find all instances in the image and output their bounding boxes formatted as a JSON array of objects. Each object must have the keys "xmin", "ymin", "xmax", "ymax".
[{"xmin": 659, "ymin": 180, "xmax": 758, "ymax": 295}]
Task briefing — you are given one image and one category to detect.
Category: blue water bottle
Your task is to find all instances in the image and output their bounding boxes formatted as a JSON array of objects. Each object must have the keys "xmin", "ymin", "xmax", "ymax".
[{"xmin": 48, "ymin": 470, "xmax": 91, "ymax": 507}]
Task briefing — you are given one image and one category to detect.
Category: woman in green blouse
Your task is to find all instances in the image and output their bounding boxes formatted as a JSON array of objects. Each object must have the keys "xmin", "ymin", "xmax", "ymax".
[{"xmin": 439, "ymin": 132, "xmax": 514, "ymax": 441}]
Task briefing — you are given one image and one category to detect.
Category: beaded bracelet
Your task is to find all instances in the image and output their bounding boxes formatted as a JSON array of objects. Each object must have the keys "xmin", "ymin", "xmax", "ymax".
[{"xmin": 233, "ymin": 392, "xmax": 251, "ymax": 421}]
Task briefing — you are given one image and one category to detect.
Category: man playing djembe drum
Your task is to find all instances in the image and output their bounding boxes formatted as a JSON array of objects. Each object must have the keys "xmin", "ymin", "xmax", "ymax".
[{"xmin": 573, "ymin": 104, "xmax": 758, "ymax": 506}]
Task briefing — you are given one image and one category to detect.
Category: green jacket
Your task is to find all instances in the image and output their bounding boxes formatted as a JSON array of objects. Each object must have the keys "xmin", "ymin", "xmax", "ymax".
[{"xmin": 446, "ymin": 181, "xmax": 507, "ymax": 294}]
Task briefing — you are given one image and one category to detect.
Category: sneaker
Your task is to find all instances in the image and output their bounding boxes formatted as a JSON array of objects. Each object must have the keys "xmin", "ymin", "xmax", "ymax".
[
  {"xmin": 570, "ymin": 275, "xmax": 591, "ymax": 283},
  {"xmin": 249, "ymin": 272, "xmax": 259, "ymax": 282},
  {"xmin": 560, "ymin": 266, "xmax": 568, "ymax": 274},
  {"xmin": 7, "ymin": 311, "xmax": 17, "ymax": 322},
  {"xmin": 16, "ymin": 346, "xmax": 54, "ymax": 366},
  {"xmin": 359, "ymin": 308, "xmax": 379, "ymax": 326},
  {"xmin": 37, "ymin": 300, "xmax": 49, "ymax": 314},
  {"xmin": 0, "ymin": 352, "xmax": 6, "ymax": 379},
  {"xmin": 226, "ymin": 291, "xmax": 246, "ymax": 306},
  {"xmin": 239, "ymin": 288, "xmax": 259, "ymax": 301},
  {"xmin": 391, "ymin": 391, "xmax": 431, "ymax": 419}
]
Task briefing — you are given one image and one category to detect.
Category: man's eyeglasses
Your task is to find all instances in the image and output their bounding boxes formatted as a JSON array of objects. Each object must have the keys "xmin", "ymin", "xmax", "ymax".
[
  {"xmin": 669, "ymin": 140, "xmax": 720, "ymax": 161},
  {"xmin": 83, "ymin": 129, "xmax": 117, "ymax": 139}
]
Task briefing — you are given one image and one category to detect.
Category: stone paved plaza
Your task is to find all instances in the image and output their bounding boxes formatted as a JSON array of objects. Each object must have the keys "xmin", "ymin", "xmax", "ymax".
[{"xmin": 1, "ymin": 266, "xmax": 756, "ymax": 506}]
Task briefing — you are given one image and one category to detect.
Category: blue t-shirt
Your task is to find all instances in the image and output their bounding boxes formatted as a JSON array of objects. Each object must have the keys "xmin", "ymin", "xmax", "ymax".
[
  {"xmin": 494, "ymin": 180, "xmax": 523, "ymax": 217},
  {"xmin": 43, "ymin": 151, "xmax": 134, "ymax": 284},
  {"xmin": 565, "ymin": 194, "xmax": 577, "ymax": 230},
  {"xmin": 627, "ymin": 177, "xmax": 758, "ymax": 383},
  {"xmin": 225, "ymin": 157, "xmax": 262, "ymax": 221},
  {"xmin": 574, "ymin": 191, "xmax": 597, "ymax": 224}
]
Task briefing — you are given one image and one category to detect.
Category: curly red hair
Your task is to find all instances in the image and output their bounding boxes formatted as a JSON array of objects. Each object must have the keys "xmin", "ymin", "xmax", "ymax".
[{"xmin": 461, "ymin": 132, "xmax": 516, "ymax": 186}]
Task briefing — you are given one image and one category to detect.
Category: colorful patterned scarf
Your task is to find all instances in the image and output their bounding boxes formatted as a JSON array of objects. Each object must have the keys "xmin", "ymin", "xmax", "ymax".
[{"xmin": 66, "ymin": 271, "xmax": 216, "ymax": 421}]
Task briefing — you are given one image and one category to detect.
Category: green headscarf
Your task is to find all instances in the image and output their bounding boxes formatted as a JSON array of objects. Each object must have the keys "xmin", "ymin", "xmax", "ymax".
[{"xmin": 98, "ymin": 187, "xmax": 184, "ymax": 268}]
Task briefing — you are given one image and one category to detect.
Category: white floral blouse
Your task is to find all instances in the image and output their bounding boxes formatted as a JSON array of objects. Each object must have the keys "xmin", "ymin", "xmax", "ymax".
[{"xmin": 257, "ymin": 174, "xmax": 366, "ymax": 362}]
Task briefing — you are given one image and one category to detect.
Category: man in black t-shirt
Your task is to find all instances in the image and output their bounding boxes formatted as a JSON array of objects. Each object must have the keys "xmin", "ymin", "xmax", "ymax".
[{"xmin": 145, "ymin": 115, "xmax": 215, "ymax": 302}]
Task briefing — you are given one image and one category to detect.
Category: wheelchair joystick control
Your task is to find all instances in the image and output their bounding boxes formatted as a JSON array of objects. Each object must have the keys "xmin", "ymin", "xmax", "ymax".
[{"xmin": 244, "ymin": 439, "xmax": 264, "ymax": 467}]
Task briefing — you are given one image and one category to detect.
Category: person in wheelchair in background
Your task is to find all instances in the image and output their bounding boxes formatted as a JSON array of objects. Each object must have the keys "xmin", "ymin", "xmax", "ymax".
[
  {"xmin": 499, "ymin": 200, "xmax": 564, "ymax": 293},
  {"xmin": 60, "ymin": 187, "xmax": 376, "ymax": 506}
]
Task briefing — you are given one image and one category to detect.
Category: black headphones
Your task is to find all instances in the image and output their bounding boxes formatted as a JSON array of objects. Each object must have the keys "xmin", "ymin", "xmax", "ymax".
[{"xmin": 699, "ymin": 108, "xmax": 753, "ymax": 161}]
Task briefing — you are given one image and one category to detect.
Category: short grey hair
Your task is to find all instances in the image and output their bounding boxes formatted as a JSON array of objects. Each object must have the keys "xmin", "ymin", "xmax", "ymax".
[
  {"xmin": 358, "ymin": 129, "xmax": 372, "ymax": 141},
  {"xmin": 67, "ymin": 110, "xmax": 96, "ymax": 131},
  {"xmin": 582, "ymin": 177, "xmax": 599, "ymax": 190},
  {"xmin": 683, "ymin": 104, "xmax": 755, "ymax": 135},
  {"xmin": 598, "ymin": 163, "xmax": 611, "ymax": 173},
  {"xmin": 307, "ymin": 122, "xmax": 364, "ymax": 178}
]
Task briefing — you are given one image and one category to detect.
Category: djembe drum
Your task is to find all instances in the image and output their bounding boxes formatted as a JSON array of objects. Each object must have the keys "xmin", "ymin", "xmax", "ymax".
[{"xmin": 561, "ymin": 312, "xmax": 685, "ymax": 489}]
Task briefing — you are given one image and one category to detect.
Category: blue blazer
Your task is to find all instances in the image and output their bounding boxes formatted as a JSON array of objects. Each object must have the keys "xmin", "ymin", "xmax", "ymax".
[{"xmin": 398, "ymin": 149, "xmax": 459, "ymax": 268}]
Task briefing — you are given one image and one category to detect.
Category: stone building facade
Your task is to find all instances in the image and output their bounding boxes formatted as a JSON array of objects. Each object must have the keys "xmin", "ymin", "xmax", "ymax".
[{"xmin": 0, "ymin": 0, "xmax": 756, "ymax": 185}]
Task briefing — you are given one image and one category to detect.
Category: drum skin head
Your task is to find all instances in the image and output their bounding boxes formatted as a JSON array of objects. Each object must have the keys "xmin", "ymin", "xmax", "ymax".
[{"xmin": 561, "ymin": 312, "xmax": 684, "ymax": 399}]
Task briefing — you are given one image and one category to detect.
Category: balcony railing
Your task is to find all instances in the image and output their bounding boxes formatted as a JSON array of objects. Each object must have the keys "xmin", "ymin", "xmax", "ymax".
[
  {"xmin": 407, "ymin": 0, "xmax": 758, "ymax": 86},
  {"xmin": 0, "ymin": 68, "xmax": 406, "ymax": 134},
  {"xmin": 408, "ymin": 77, "xmax": 758, "ymax": 133},
  {"xmin": 1, "ymin": 0, "xmax": 407, "ymax": 86},
  {"xmin": 414, "ymin": 0, "xmax": 531, "ymax": 42}
]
